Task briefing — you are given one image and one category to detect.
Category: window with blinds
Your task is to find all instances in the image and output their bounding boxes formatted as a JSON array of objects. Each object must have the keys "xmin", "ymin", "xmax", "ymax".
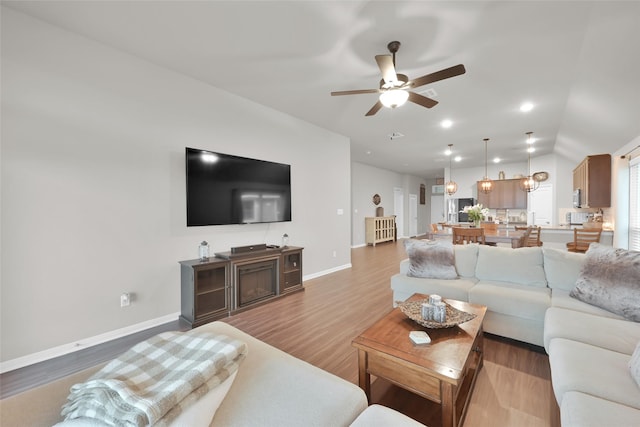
[{"xmin": 630, "ymin": 157, "xmax": 640, "ymax": 250}]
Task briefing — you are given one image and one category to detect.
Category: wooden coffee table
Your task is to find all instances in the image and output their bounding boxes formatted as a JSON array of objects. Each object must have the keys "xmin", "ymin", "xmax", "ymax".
[{"xmin": 352, "ymin": 293, "xmax": 487, "ymax": 427}]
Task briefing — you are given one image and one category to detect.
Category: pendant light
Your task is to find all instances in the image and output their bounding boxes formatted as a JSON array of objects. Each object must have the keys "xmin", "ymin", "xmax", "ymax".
[
  {"xmin": 479, "ymin": 138, "xmax": 493, "ymax": 194},
  {"xmin": 445, "ymin": 144, "xmax": 458, "ymax": 195},
  {"xmin": 520, "ymin": 132, "xmax": 539, "ymax": 192}
]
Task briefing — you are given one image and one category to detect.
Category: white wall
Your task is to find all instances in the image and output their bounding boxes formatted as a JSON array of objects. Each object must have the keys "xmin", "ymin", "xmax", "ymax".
[
  {"xmin": 1, "ymin": 9, "xmax": 351, "ymax": 364},
  {"xmin": 350, "ymin": 162, "xmax": 429, "ymax": 246}
]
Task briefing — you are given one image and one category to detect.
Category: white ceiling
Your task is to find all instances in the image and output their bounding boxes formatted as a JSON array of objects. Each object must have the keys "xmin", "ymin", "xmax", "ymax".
[{"xmin": 4, "ymin": 1, "xmax": 640, "ymax": 178}]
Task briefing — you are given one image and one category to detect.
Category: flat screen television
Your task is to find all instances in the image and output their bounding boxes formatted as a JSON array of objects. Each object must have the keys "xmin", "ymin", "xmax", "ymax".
[{"xmin": 186, "ymin": 147, "xmax": 291, "ymax": 226}]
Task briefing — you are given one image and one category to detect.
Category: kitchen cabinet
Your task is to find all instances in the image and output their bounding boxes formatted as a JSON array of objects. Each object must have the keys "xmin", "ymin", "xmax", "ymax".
[
  {"xmin": 572, "ymin": 154, "xmax": 611, "ymax": 208},
  {"xmin": 477, "ymin": 179, "xmax": 527, "ymax": 209}
]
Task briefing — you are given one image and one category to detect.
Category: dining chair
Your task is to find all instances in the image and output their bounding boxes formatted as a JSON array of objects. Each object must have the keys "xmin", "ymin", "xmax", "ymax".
[
  {"xmin": 480, "ymin": 222, "xmax": 498, "ymax": 246},
  {"xmin": 516, "ymin": 227, "xmax": 533, "ymax": 248},
  {"xmin": 431, "ymin": 223, "xmax": 440, "ymax": 233},
  {"xmin": 515, "ymin": 225, "xmax": 543, "ymax": 247},
  {"xmin": 452, "ymin": 227, "xmax": 486, "ymax": 245},
  {"xmin": 566, "ymin": 228, "xmax": 602, "ymax": 253}
]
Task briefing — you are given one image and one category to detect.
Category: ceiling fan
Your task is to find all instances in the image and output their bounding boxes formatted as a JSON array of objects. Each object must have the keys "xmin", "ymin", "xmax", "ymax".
[{"xmin": 331, "ymin": 41, "xmax": 466, "ymax": 116}]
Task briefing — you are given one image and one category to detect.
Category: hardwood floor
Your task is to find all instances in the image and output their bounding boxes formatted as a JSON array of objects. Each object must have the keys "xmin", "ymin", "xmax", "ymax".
[
  {"xmin": 223, "ymin": 239, "xmax": 558, "ymax": 427},
  {"xmin": 0, "ymin": 238, "xmax": 559, "ymax": 427}
]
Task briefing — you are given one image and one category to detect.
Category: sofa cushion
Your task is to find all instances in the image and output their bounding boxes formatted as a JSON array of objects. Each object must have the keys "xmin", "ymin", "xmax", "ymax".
[
  {"xmin": 550, "ymin": 290, "xmax": 625, "ymax": 319},
  {"xmin": 560, "ymin": 391, "xmax": 640, "ymax": 427},
  {"xmin": 468, "ymin": 282, "xmax": 550, "ymax": 321},
  {"xmin": 570, "ymin": 244, "xmax": 640, "ymax": 321},
  {"xmin": 544, "ymin": 307, "xmax": 640, "ymax": 354},
  {"xmin": 543, "ymin": 248, "xmax": 586, "ymax": 291},
  {"xmin": 548, "ymin": 338, "xmax": 640, "ymax": 410},
  {"xmin": 199, "ymin": 322, "xmax": 368, "ymax": 427},
  {"xmin": 391, "ymin": 273, "xmax": 476, "ymax": 303},
  {"xmin": 475, "ymin": 246, "xmax": 547, "ymax": 287},
  {"xmin": 453, "ymin": 243, "xmax": 479, "ymax": 278},
  {"xmin": 630, "ymin": 342, "xmax": 640, "ymax": 389},
  {"xmin": 349, "ymin": 404, "xmax": 426, "ymax": 427},
  {"xmin": 403, "ymin": 239, "xmax": 457, "ymax": 279}
]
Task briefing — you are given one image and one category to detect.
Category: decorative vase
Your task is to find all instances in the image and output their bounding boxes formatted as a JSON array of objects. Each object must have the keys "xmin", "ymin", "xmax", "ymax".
[{"xmin": 474, "ymin": 219, "xmax": 481, "ymax": 228}]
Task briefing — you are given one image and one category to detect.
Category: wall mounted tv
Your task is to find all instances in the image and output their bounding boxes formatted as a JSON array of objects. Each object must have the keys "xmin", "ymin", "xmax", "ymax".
[{"xmin": 185, "ymin": 147, "xmax": 292, "ymax": 226}]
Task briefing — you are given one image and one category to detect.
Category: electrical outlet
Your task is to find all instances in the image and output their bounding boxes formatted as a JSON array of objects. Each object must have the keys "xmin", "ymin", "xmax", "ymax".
[{"xmin": 120, "ymin": 292, "xmax": 130, "ymax": 307}]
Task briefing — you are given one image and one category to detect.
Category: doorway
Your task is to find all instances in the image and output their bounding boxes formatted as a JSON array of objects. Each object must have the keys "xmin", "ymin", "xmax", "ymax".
[
  {"xmin": 409, "ymin": 194, "xmax": 417, "ymax": 237},
  {"xmin": 529, "ymin": 183, "xmax": 553, "ymax": 226},
  {"xmin": 394, "ymin": 188, "xmax": 404, "ymax": 239}
]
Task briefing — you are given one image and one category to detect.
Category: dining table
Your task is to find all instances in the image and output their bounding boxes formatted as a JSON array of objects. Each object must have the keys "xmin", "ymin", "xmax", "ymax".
[{"xmin": 427, "ymin": 227, "xmax": 526, "ymax": 248}]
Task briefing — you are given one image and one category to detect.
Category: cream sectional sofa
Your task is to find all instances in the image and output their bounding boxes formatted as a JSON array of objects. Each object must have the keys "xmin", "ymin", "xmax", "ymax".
[
  {"xmin": 392, "ymin": 244, "xmax": 551, "ymax": 346},
  {"xmin": 391, "ymin": 242, "xmax": 640, "ymax": 426},
  {"xmin": 0, "ymin": 321, "xmax": 424, "ymax": 427}
]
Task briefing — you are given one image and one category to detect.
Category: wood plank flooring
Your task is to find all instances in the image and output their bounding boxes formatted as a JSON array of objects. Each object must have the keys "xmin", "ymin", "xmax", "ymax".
[
  {"xmin": 223, "ymin": 239, "xmax": 558, "ymax": 427},
  {"xmin": 1, "ymin": 238, "xmax": 559, "ymax": 427}
]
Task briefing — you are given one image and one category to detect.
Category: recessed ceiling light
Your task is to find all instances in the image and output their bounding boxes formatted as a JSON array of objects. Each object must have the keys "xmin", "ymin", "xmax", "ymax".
[
  {"xmin": 454, "ymin": 156, "xmax": 462, "ymax": 162},
  {"xmin": 366, "ymin": 150, "xmax": 372, "ymax": 155},
  {"xmin": 441, "ymin": 119, "xmax": 453, "ymax": 129},
  {"xmin": 528, "ymin": 147, "xmax": 536, "ymax": 153},
  {"xmin": 493, "ymin": 157, "xmax": 501, "ymax": 163},
  {"xmin": 520, "ymin": 102, "xmax": 534, "ymax": 112}
]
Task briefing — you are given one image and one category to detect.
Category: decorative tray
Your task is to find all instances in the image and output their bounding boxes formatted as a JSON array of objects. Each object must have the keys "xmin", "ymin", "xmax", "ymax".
[{"xmin": 396, "ymin": 299, "xmax": 477, "ymax": 329}]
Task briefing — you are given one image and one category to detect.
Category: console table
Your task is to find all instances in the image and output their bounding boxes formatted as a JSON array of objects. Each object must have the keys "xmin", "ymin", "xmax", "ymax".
[
  {"xmin": 365, "ymin": 216, "xmax": 396, "ymax": 246},
  {"xmin": 179, "ymin": 246, "xmax": 303, "ymax": 328}
]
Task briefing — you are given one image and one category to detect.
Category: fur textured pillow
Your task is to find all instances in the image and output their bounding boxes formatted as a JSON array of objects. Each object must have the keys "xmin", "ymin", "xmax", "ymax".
[
  {"xmin": 403, "ymin": 239, "xmax": 457, "ymax": 280},
  {"xmin": 570, "ymin": 244, "xmax": 640, "ymax": 321}
]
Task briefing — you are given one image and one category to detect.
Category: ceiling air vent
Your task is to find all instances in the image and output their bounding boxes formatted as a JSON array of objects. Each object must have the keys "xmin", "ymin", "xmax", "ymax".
[
  {"xmin": 388, "ymin": 132, "xmax": 405, "ymax": 140},
  {"xmin": 419, "ymin": 88, "xmax": 438, "ymax": 98}
]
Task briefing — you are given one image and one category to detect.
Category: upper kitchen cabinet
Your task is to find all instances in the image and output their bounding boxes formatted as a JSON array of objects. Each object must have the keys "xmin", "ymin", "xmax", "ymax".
[
  {"xmin": 572, "ymin": 154, "xmax": 611, "ymax": 208},
  {"xmin": 477, "ymin": 178, "xmax": 527, "ymax": 209}
]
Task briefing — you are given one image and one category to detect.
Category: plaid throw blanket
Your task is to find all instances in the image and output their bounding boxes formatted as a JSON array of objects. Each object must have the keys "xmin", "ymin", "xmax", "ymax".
[{"xmin": 61, "ymin": 331, "xmax": 247, "ymax": 426}]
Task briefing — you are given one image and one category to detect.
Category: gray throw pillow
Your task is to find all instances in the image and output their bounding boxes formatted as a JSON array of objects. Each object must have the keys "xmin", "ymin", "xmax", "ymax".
[
  {"xmin": 570, "ymin": 244, "xmax": 640, "ymax": 321},
  {"xmin": 403, "ymin": 239, "xmax": 457, "ymax": 280}
]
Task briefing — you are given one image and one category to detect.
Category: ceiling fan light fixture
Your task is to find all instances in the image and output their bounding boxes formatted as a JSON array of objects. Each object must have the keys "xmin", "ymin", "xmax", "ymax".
[{"xmin": 379, "ymin": 89, "xmax": 409, "ymax": 108}]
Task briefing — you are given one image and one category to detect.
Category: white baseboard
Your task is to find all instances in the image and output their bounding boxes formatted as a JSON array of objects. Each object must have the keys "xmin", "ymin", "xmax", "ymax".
[
  {"xmin": 303, "ymin": 263, "xmax": 352, "ymax": 281},
  {"xmin": 0, "ymin": 312, "xmax": 180, "ymax": 374}
]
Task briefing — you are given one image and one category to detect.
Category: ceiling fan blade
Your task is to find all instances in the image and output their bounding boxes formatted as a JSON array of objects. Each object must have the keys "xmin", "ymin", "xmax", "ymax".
[
  {"xmin": 375, "ymin": 54, "xmax": 398, "ymax": 84},
  {"xmin": 408, "ymin": 92, "xmax": 438, "ymax": 108},
  {"xmin": 331, "ymin": 89, "xmax": 380, "ymax": 96},
  {"xmin": 408, "ymin": 64, "xmax": 466, "ymax": 89},
  {"xmin": 365, "ymin": 101, "xmax": 383, "ymax": 116}
]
